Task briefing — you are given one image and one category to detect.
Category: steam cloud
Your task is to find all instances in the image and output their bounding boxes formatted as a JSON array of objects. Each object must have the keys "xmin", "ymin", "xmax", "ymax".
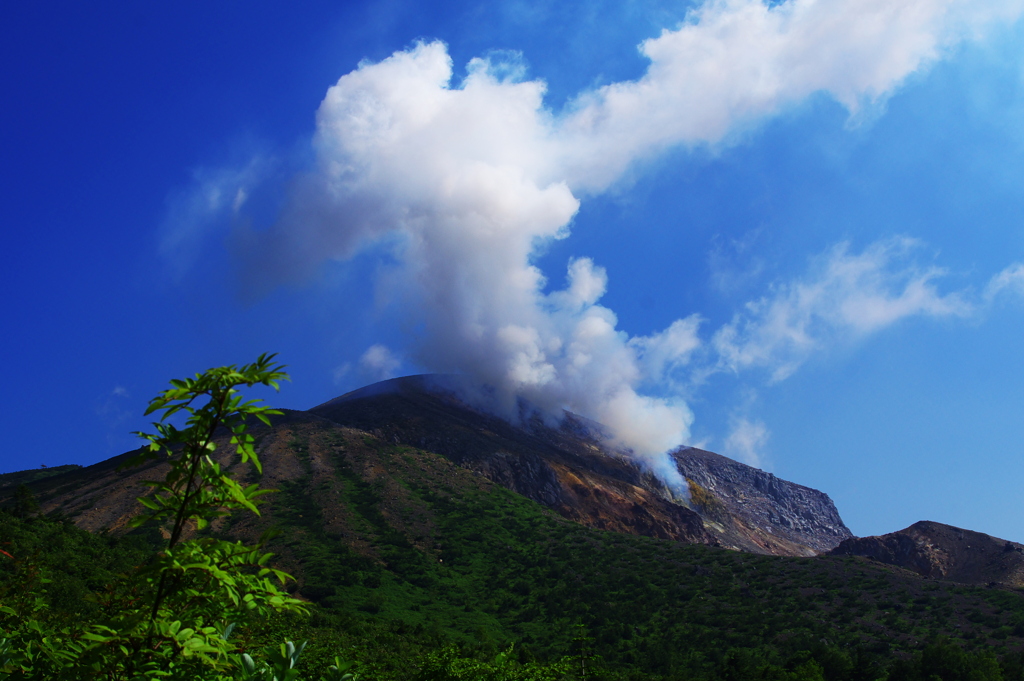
[{"xmin": 237, "ymin": 0, "xmax": 1023, "ymax": 487}]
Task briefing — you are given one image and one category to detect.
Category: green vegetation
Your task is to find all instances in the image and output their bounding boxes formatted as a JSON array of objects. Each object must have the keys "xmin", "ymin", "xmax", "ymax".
[
  {"xmin": 0, "ymin": 355, "xmax": 308, "ymax": 679},
  {"xmin": 251, "ymin": 422, "xmax": 1024, "ymax": 680},
  {"xmin": 5, "ymin": 356, "xmax": 1024, "ymax": 679}
]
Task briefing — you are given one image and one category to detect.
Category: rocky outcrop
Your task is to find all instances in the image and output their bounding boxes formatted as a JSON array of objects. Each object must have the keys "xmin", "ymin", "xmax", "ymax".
[
  {"xmin": 829, "ymin": 521, "xmax": 1024, "ymax": 586},
  {"xmin": 674, "ymin": 448, "xmax": 852, "ymax": 556}
]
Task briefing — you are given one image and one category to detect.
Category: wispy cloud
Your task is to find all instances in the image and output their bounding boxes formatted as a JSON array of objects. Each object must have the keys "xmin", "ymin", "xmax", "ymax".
[
  {"xmin": 724, "ymin": 416, "xmax": 770, "ymax": 468},
  {"xmin": 697, "ymin": 239, "xmax": 1024, "ymax": 468},
  {"xmin": 708, "ymin": 230, "xmax": 767, "ymax": 297},
  {"xmin": 631, "ymin": 315, "xmax": 704, "ymax": 388},
  {"xmin": 95, "ymin": 386, "xmax": 136, "ymax": 455},
  {"xmin": 984, "ymin": 262, "xmax": 1024, "ymax": 302},
  {"xmin": 160, "ymin": 156, "xmax": 271, "ymax": 279},
  {"xmin": 711, "ymin": 238, "xmax": 973, "ymax": 382}
]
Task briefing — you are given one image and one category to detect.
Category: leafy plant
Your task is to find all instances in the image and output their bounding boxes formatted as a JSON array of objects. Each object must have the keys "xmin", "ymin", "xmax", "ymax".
[
  {"xmin": 0, "ymin": 354, "xmax": 307, "ymax": 679},
  {"xmin": 237, "ymin": 640, "xmax": 307, "ymax": 681}
]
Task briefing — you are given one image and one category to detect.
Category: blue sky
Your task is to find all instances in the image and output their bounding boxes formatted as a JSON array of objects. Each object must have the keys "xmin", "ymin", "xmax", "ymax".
[{"xmin": 4, "ymin": 0, "xmax": 1024, "ymax": 541}]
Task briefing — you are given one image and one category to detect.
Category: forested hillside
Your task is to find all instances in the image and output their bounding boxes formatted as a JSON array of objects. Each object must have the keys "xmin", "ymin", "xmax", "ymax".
[{"xmin": 6, "ymin": 422, "xmax": 1024, "ymax": 679}]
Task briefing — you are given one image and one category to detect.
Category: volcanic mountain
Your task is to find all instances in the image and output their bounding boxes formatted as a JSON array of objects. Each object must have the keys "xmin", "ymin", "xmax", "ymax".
[
  {"xmin": 13, "ymin": 378, "xmax": 1024, "ymax": 675},
  {"xmin": 5, "ymin": 375, "xmax": 851, "ymax": 557},
  {"xmin": 309, "ymin": 375, "xmax": 851, "ymax": 556}
]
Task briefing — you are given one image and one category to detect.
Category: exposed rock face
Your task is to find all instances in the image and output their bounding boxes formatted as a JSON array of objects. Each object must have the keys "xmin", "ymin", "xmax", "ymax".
[
  {"xmin": 312, "ymin": 375, "xmax": 852, "ymax": 556},
  {"xmin": 674, "ymin": 448, "xmax": 852, "ymax": 556},
  {"xmin": 829, "ymin": 521, "xmax": 1024, "ymax": 586}
]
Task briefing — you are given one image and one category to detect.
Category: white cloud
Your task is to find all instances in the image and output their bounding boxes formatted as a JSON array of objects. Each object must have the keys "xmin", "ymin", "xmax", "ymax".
[
  {"xmin": 235, "ymin": 44, "xmax": 696, "ymax": 482},
  {"xmin": 631, "ymin": 315, "xmax": 704, "ymax": 386},
  {"xmin": 712, "ymin": 238, "xmax": 973, "ymax": 382},
  {"xmin": 985, "ymin": 262, "xmax": 1024, "ymax": 301},
  {"xmin": 234, "ymin": 0, "xmax": 1023, "ymax": 484},
  {"xmin": 358, "ymin": 344, "xmax": 402, "ymax": 382},
  {"xmin": 559, "ymin": 0, "xmax": 1024, "ymax": 190},
  {"xmin": 724, "ymin": 416, "xmax": 770, "ymax": 468}
]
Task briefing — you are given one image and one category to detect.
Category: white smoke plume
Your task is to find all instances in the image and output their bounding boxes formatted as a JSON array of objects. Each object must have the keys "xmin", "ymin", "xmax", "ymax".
[{"xmin": 236, "ymin": 0, "xmax": 1022, "ymax": 488}]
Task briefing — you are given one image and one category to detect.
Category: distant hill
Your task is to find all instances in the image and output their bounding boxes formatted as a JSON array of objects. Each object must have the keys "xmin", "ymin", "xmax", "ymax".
[{"xmin": 830, "ymin": 520, "xmax": 1024, "ymax": 587}]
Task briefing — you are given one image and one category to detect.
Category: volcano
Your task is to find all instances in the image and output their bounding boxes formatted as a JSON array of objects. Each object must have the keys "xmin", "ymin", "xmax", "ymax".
[
  {"xmin": 308, "ymin": 375, "xmax": 851, "ymax": 556},
  {"xmin": 5, "ymin": 375, "xmax": 851, "ymax": 557}
]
